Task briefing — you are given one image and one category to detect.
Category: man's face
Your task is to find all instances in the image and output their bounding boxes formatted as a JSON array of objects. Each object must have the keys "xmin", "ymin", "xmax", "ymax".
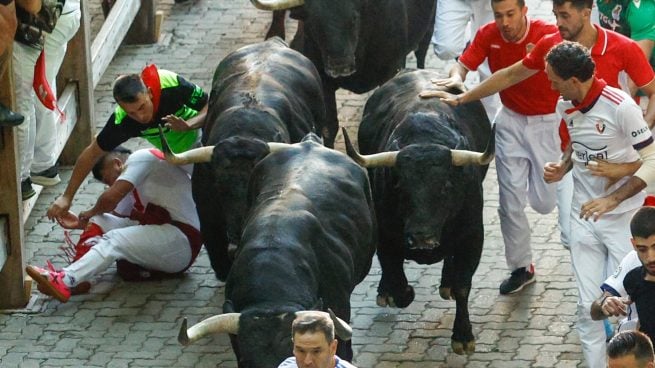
[
  {"xmin": 492, "ymin": 0, "xmax": 528, "ymax": 42},
  {"xmin": 545, "ymin": 63, "xmax": 577, "ymax": 101},
  {"xmin": 608, "ymin": 354, "xmax": 655, "ymax": 368},
  {"xmin": 553, "ymin": 2, "xmax": 588, "ymax": 41},
  {"xmin": 100, "ymin": 157, "xmax": 123, "ymax": 186},
  {"xmin": 632, "ymin": 234, "xmax": 655, "ymax": 278},
  {"xmin": 118, "ymin": 90, "xmax": 155, "ymax": 124},
  {"xmin": 292, "ymin": 331, "xmax": 337, "ymax": 368}
]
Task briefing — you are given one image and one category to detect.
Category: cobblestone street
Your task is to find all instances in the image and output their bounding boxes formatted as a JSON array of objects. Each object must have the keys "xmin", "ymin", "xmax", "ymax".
[{"xmin": 1, "ymin": 0, "xmax": 589, "ymax": 366}]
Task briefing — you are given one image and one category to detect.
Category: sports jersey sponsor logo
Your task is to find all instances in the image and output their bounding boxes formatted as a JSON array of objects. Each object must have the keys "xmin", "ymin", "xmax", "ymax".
[
  {"xmin": 632, "ymin": 126, "xmax": 649, "ymax": 137},
  {"xmin": 526, "ymin": 43, "xmax": 535, "ymax": 53},
  {"xmin": 491, "ymin": 44, "xmax": 501, "ymax": 49},
  {"xmin": 595, "ymin": 121, "xmax": 606, "ymax": 133},
  {"xmin": 612, "ymin": 265, "xmax": 622, "ymax": 279},
  {"xmin": 572, "ymin": 141, "xmax": 608, "ymax": 165}
]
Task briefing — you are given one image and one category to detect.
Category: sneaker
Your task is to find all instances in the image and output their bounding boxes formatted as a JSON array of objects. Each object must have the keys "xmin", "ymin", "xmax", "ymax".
[
  {"xmin": 0, "ymin": 102, "xmax": 24, "ymax": 127},
  {"xmin": 21, "ymin": 178, "xmax": 36, "ymax": 201},
  {"xmin": 31, "ymin": 165, "xmax": 61, "ymax": 186},
  {"xmin": 499, "ymin": 264, "xmax": 536, "ymax": 295},
  {"xmin": 25, "ymin": 262, "xmax": 71, "ymax": 303}
]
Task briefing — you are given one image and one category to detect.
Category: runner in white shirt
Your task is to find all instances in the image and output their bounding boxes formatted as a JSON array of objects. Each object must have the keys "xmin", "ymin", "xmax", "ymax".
[
  {"xmin": 543, "ymin": 41, "xmax": 655, "ymax": 368},
  {"xmin": 26, "ymin": 148, "xmax": 202, "ymax": 303}
]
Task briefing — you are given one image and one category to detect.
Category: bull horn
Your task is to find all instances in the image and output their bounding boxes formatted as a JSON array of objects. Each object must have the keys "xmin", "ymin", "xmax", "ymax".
[
  {"xmin": 178, "ymin": 313, "xmax": 241, "ymax": 346},
  {"xmin": 158, "ymin": 126, "xmax": 214, "ymax": 165},
  {"xmin": 341, "ymin": 127, "xmax": 397, "ymax": 168},
  {"xmin": 267, "ymin": 142, "xmax": 294, "ymax": 153},
  {"xmin": 250, "ymin": 0, "xmax": 304, "ymax": 10},
  {"xmin": 450, "ymin": 123, "xmax": 496, "ymax": 166},
  {"xmin": 294, "ymin": 310, "xmax": 353, "ymax": 342}
]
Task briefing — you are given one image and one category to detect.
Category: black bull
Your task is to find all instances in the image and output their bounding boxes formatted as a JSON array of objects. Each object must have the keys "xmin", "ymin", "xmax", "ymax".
[
  {"xmin": 189, "ymin": 38, "xmax": 325, "ymax": 281},
  {"xmin": 176, "ymin": 135, "xmax": 377, "ymax": 367},
  {"xmin": 252, "ymin": 0, "xmax": 437, "ymax": 148},
  {"xmin": 344, "ymin": 69, "xmax": 494, "ymax": 355}
]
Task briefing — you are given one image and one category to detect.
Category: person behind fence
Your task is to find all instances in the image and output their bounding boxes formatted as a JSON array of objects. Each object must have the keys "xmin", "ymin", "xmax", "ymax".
[
  {"xmin": 0, "ymin": 0, "xmax": 38, "ymax": 127},
  {"xmin": 25, "ymin": 147, "xmax": 202, "ymax": 303},
  {"xmin": 542, "ymin": 41, "xmax": 655, "ymax": 368},
  {"xmin": 45, "ymin": 65, "xmax": 208, "ymax": 222},
  {"xmin": 278, "ymin": 311, "xmax": 357, "ymax": 368},
  {"xmin": 608, "ymin": 330, "xmax": 655, "ymax": 368},
  {"xmin": 13, "ymin": 0, "xmax": 81, "ymax": 200}
]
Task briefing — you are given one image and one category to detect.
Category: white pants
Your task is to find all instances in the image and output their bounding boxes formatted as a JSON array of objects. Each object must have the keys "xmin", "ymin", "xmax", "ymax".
[
  {"xmin": 64, "ymin": 214, "xmax": 192, "ymax": 285},
  {"xmin": 13, "ymin": 8, "xmax": 81, "ymax": 179},
  {"xmin": 431, "ymin": 0, "xmax": 499, "ymax": 122},
  {"xmin": 557, "ymin": 172, "xmax": 574, "ymax": 247},
  {"xmin": 495, "ymin": 107, "xmax": 560, "ymax": 271},
  {"xmin": 569, "ymin": 210, "xmax": 635, "ymax": 368}
]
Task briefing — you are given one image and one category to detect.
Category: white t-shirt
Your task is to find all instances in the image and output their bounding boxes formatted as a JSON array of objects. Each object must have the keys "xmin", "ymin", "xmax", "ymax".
[
  {"xmin": 117, "ymin": 149, "xmax": 199, "ymax": 229},
  {"xmin": 601, "ymin": 250, "xmax": 642, "ymax": 332},
  {"xmin": 557, "ymin": 79, "xmax": 652, "ymax": 215}
]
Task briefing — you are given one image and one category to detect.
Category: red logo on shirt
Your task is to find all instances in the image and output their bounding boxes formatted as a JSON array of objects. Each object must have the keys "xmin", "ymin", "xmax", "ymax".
[{"xmin": 595, "ymin": 121, "xmax": 606, "ymax": 134}]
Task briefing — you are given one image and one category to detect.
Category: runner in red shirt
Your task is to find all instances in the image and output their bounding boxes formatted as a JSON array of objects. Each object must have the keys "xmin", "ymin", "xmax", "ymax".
[{"xmin": 431, "ymin": 0, "xmax": 560, "ymax": 297}]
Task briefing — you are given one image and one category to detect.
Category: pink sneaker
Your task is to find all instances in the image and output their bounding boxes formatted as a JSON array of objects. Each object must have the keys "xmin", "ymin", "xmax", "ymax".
[{"xmin": 26, "ymin": 262, "xmax": 71, "ymax": 303}]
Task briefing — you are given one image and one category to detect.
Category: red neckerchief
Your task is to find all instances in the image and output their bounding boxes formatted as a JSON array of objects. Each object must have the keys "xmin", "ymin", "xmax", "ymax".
[
  {"xmin": 564, "ymin": 77, "xmax": 607, "ymax": 115},
  {"xmin": 141, "ymin": 64, "xmax": 161, "ymax": 117}
]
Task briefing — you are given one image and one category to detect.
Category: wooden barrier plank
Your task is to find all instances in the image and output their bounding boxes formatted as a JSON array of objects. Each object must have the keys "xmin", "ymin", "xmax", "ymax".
[
  {"xmin": 90, "ymin": 0, "xmax": 140, "ymax": 88},
  {"xmin": 0, "ymin": 43, "xmax": 28, "ymax": 308}
]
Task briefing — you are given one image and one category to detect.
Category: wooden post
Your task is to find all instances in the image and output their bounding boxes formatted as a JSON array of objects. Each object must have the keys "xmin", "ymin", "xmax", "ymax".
[
  {"xmin": 57, "ymin": 0, "xmax": 94, "ymax": 165},
  {"xmin": 0, "ymin": 48, "xmax": 28, "ymax": 309},
  {"xmin": 124, "ymin": 0, "xmax": 158, "ymax": 45}
]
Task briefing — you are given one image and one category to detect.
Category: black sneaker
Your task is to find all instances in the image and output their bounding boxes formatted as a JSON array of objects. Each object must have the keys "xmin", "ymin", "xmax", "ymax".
[
  {"xmin": 31, "ymin": 165, "xmax": 61, "ymax": 186},
  {"xmin": 499, "ymin": 264, "xmax": 535, "ymax": 295},
  {"xmin": 0, "ymin": 103, "xmax": 24, "ymax": 127},
  {"xmin": 21, "ymin": 178, "xmax": 36, "ymax": 201}
]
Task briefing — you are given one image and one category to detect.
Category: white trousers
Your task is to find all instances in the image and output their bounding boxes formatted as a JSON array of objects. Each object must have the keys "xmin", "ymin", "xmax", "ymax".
[
  {"xmin": 495, "ymin": 107, "xmax": 560, "ymax": 271},
  {"xmin": 557, "ymin": 172, "xmax": 574, "ymax": 247},
  {"xmin": 13, "ymin": 8, "xmax": 81, "ymax": 179},
  {"xmin": 569, "ymin": 210, "xmax": 635, "ymax": 368},
  {"xmin": 64, "ymin": 214, "xmax": 192, "ymax": 285},
  {"xmin": 431, "ymin": 0, "xmax": 499, "ymax": 122}
]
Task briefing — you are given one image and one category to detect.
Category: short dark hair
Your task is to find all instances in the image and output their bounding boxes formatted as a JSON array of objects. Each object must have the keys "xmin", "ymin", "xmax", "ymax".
[
  {"xmin": 492, "ymin": 0, "xmax": 525, "ymax": 7},
  {"xmin": 552, "ymin": 0, "xmax": 592, "ymax": 10},
  {"xmin": 92, "ymin": 146, "xmax": 132, "ymax": 182},
  {"xmin": 545, "ymin": 41, "xmax": 595, "ymax": 82},
  {"xmin": 608, "ymin": 330, "xmax": 655, "ymax": 365},
  {"xmin": 292, "ymin": 312, "xmax": 335, "ymax": 343},
  {"xmin": 113, "ymin": 74, "xmax": 147, "ymax": 103},
  {"xmin": 631, "ymin": 206, "xmax": 655, "ymax": 239}
]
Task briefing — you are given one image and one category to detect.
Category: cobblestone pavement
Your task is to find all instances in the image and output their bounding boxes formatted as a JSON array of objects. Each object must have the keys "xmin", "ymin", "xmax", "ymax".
[{"xmin": 0, "ymin": 0, "xmax": 591, "ymax": 367}]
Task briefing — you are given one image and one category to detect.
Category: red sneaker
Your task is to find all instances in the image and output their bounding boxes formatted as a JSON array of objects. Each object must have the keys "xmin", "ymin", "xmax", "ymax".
[{"xmin": 26, "ymin": 262, "xmax": 71, "ymax": 303}]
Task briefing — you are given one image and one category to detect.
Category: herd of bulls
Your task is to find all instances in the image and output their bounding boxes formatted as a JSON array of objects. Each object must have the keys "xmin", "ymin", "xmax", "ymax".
[{"xmin": 159, "ymin": 1, "xmax": 496, "ymax": 366}]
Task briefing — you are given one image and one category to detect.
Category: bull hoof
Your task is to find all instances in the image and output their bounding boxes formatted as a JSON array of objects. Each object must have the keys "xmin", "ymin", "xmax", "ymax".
[
  {"xmin": 451, "ymin": 340, "xmax": 476, "ymax": 355},
  {"xmin": 376, "ymin": 294, "xmax": 389, "ymax": 307},
  {"xmin": 439, "ymin": 287, "xmax": 452, "ymax": 300}
]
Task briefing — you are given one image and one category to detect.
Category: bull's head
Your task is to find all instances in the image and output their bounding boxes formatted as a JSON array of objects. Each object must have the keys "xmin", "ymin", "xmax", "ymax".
[
  {"xmin": 342, "ymin": 126, "xmax": 495, "ymax": 253},
  {"xmin": 178, "ymin": 309, "xmax": 351, "ymax": 367},
  {"xmin": 251, "ymin": 0, "xmax": 362, "ymax": 78}
]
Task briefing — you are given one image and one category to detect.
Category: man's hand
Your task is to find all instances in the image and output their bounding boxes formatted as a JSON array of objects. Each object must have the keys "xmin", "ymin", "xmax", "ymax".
[
  {"xmin": 580, "ymin": 196, "xmax": 620, "ymax": 221},
  {"xmin": 543, "ymin": 161, "xmax": 567, "ymax": 183},
  {"xmin": 162, "ymin": 114, "xmax": 192, "ymax": 131},
  {"xmin": 600, "ymin": 296, "xmax": 631, "ymax": 317},
  {"xmin": 55, "ymin": 211, "xmax": 86, "ymax": 230},
  {"xmin": 587, "ymin": 159, "xmax": 641, "ymax": 189},
  {"xmin": 47, "ymin": 195, "xmax": 72, "ymax": 221},
  {"xmin": 430, "ymin": 76, "xmax": 466, "ymax": 93},
  {"xmin": 418, "ymin": 89, "xmax": 462, "ymax": 107}
]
